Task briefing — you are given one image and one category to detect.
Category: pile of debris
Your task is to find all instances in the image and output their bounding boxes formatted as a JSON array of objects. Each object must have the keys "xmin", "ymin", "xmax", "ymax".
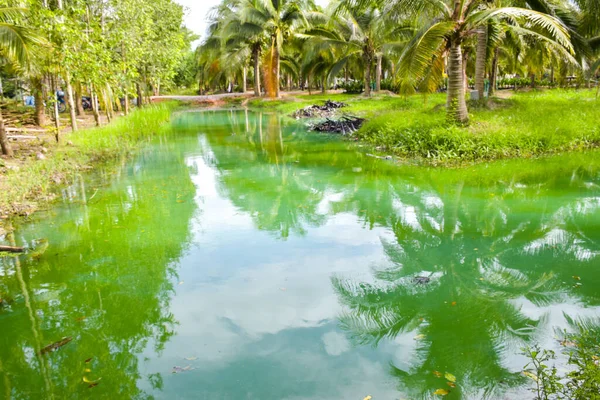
[
  {"xmin": 309, "ymin": 116, "xmax": 365, "ymax": 135},
  {"xmin": 292, "ymin": 100, "xmax": 347, "ymax": 119}
]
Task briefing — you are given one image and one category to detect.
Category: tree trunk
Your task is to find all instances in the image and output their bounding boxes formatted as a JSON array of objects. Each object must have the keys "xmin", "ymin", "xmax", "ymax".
[
  {"xmin": 475, "ymin": 25, "xmax": 487, "ymax": 102},
  {"xmin": 253, "ymin": 46, "xmax": 261, "ymax": 97},
  {"xmin": 0, "ymin": 108, "xmax": 12, "ymax": 157},
  {"xmin": 124, "ymin": 92, "xmax": 129, "ymax": 115},
  {"xmin": 376, "ymin": 54, "xmax": 382, "ymax": 92},
  {"xmin": 136, "ymin": 83, "xmax": 143, "ymax": 107},
  {"xmin": 462, "ymin": 49, "xmax": 469, "ymax": 94},
  {"xmin": 65, "ymin": 74, "xmax": 78, "ymax": 132},
  {"xmin": 447, "ymin": 40, "xmax": 469, "ymax": 124},
  {"xmin": 32, "ymin": 77, "xmax": 46, "ymax": 126},
  {"xmin": 242, "ymin": 66, "xmax": 247, "ymax": 93},
  {"xmin": 489, "ymin": 47, "xmax": 499, "ymax": 96},
  {"xmin": 321, "ymin": 76, "xmax": 327, "ymax": 94},
  {"xmin": 102, "ymin": 90, "xmax": 112, "ymax": 123},
  {"xmin": 74, "ymin": 83, "xmax": 84, "ymax": 116},
  {"xmin": 51, "ymin": 75, "xmax": 60, "ymax": 142},
  {"xmin": 90, "ymin": 85, "xmax": 100, "ymax": 127},
  {"xmin": 275, "ymin": 47, "xmax": 281, "ymax": 98},
  {"xmin": 364, "ymin": 53, "xmax": 372, "ymax": 96}
]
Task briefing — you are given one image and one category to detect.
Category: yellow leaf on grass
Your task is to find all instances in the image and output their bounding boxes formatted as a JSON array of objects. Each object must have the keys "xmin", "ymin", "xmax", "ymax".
[
  {"xmin": 363, "ymin": 396, "xmax": 372, "ymax": 400},
  {"xmin": 523, "ymin": 371, "xmax": 538, "ymax": 382},
  {"xmin": 445, "ymin": 372, "xmax": 456, "ymax": 382},
  {"xmin": 433, "ymin": 389, "xmax": 449, "ymax": 396}
]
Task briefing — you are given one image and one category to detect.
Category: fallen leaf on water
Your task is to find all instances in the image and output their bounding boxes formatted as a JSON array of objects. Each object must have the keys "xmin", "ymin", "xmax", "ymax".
[
  {"xmin": 88, "ymin": 383, "xmax": 99, "ymax": 389},
  {"xmin": 84, "ymin": 368, "xmax": 91, "ymax": 373},
  {"xmin": 433, "ymin": 389, "xmax": 449, "ymax": 396},
  {"xmin": 414, "ymin": 334, "xmax": 426, "ymax": 340},
  {"xmin": 522, "ymin": 371, "xmax": 538, "ymax": 382},
  {"xmin": 363, "ymin": 396, "xmax": 372, "ymax": 400},
  {"xmin": 447, "ymin": 382, "xmax": 456, "ymax": 388},
  {"xmin": 280, "ymin": 288, "xmax": 287, "ymax": 291},
  {"xmin": 76, "ymin": 316, "xmax": 87, "ymax": 322},
  {"xmin": 560, "ymin": 340, "xmax": 577, "ymax": 347},
  {"xmin": 433, "ymin": 371, "xmax": 442, "ymax": 377},
  {"xmin": 177, "ymin": 200, "xmax": 185, "ymax": 203},
  {"xmin": 84, "ymin": 357, "xmax": 93, "ymax": 363},
  {"xmin": 41, "ymin": 337, "xmax": 72, "ymax": 355},
  {"xmin": 451, "ymin": 302, "xmax": 457, "ymax": 307},
  {"xmin": 83, "ymin": 377, "xmax": 101, "ymax": 384},
  {"xmin": 445, "ymin": 373, "xmax": 456, "ymax": 383},
  {"xmin": 573, "ymin": 276, "xmax": 581, "ymax": 281},
  {"xmin": 184, "ymin": 357, "xmax": 198, "ymax": 361},
  {"xmin": 178, "ymin": 281, "xmax": 184, "ymax": 285}
]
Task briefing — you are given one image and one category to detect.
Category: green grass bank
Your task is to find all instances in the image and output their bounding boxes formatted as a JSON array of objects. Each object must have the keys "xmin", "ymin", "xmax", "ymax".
[
  {"xmin": 0, "ymin": 103, "xmax": 176, "ymax": 220},
  {"xmin": 249, "ymin": 90, "xmax": 600, "ymax": 164}
]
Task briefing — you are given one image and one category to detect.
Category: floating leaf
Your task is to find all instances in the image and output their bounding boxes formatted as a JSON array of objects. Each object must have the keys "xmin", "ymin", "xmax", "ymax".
[
  {"xmin": 41, "ymin": 337, "xmax": 72, "ymax": 355},
  {"xmin": 433, "ymin": 389, "xmax": 449, "ymax": 396},
  {"xmin": 84, "ymin": 358, "xmax": 93, "ymax": 363},
  {"xmin": 433, "ymin": 371, "xmax": 442, "ymax": 377},
  {"xmin": 445, "ymin": 373, "xmax": 456, "ymax": 382},
  {"xmin": 76, "ymin": 316, "xmax": 87, "ymax": 322},
  {"xmin": 447, "ymin": 382, "xmax": 456, "ymax": 388},
  {"xmin": 363, "ymin": 396, "xmax": 372, "ymax": 400},
  {"xmin": 184, "ymin": 357, "xmax": 198, "ymax": 361},
  {"xmin": 523, "ymin": 371, "xmax": 538, "ymax": 382},
  {"xmin": 83, "ymin": 377, "xmax": 101, "ymax": 384},
  {"xmin": 88, "ymin": 383, "xmax": 99, "ymax": 389},
  {"xmin": 451, "ymin": 302, "xmax": 457, "ymax": 307},
  {"xmin": 84, "ymin": 368, "xmax": 91, "ymax": 373},
  {"xmin": 573, "ymin": 276, "xmax": 581, "ymax": 281},
  {"xmin": 413, "ymin": 334, "xmax": 426, "ymax": 340}
]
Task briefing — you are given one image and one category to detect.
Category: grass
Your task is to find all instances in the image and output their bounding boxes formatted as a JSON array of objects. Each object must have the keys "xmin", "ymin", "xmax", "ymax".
[
  {"xmin": 249, "ymin": 89, "xmax": 600, "ymax": 164},
  {"xmin": 0, "ymin": 103, "xmax": 176, "ymax": 217}
]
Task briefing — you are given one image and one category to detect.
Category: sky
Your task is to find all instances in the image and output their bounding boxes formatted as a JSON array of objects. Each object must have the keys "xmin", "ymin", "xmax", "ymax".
[{"xmin": 176, "ymin": 0, "xmax": 329, "ymax": 45}]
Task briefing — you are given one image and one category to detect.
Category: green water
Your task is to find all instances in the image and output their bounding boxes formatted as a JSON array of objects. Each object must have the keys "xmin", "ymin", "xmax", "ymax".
[{"xmin": 1, "ymin": 110, "xmax": 600, "ymax": 400}]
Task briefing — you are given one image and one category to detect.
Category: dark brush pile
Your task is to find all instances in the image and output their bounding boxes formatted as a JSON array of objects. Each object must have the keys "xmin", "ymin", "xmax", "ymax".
[
  {"xmin": 309, "ymin": 116, "xmax": 365, "ymax": 135},
  {"xmin": 292, "ymin": 100, "xmax": 347, "ymax": 119}
]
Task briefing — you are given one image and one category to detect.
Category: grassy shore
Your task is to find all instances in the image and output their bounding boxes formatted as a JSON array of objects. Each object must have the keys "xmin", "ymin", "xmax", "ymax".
[
  {"xmin": 249, "ymin": 89, "xmax": 600, "ymax": 164},
  {"xmin": 0, "ymin": 103, "xmax": 175, "ymax": 220}
]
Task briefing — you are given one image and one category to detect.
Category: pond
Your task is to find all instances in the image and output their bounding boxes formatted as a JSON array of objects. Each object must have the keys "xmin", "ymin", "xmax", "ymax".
[{"xmin": 1, "ymin": 109, "xmax": 599, "ymax": 399}]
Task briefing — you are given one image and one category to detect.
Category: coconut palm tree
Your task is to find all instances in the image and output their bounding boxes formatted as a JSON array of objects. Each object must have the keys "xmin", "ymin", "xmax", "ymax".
[
  {"xmin": 389, "ymin": 0, "xmax": 574, "ymax": 124},
  {"xmin": 0, "ymin": 7, "xmax": 41, "ymax": 156},
  {"xmin": 236, "ymin": 0, "xmax": 315, "ymax": 98}
]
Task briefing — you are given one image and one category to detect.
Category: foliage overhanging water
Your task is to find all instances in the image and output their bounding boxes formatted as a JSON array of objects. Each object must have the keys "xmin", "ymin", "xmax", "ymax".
[{"xmin": 1, "ymin": 110, "xmax": 599, "ymax": 399}]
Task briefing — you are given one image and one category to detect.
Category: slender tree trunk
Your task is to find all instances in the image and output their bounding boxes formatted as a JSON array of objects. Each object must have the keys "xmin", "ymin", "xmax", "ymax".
[
  {"xmin": 321, "ymin": 76, "xmax": 327, "ymax": 94},
  {"xmin": 74, "ymin": 83, "xmax": 84, "ymax": 116},
  {"xmin": 65, "ymin": 74, "xmax": 77, "ymax": 132},
  {"xmin": 364, "ymin": 52, "xmax": 372, "ymax": 96},
  {"xmin": 253, "ymin": 47, "xmax": 261, "ymax": 97},
  {"xmin": 137, "ymin": 83, "xmax": 143, "ymax": 107},
  {"xmin": 51, "ymin": 75, "xmax": 60, "ymax": 142},
  {"xmin": 32, "ymin": 77, "xmax": 46, "ymax": 126},
  {"xmin": 90, "ymin": 84, "xmax": 100, "ymax": 127},
  {"xmin": 376, "ymin": 54, "xmax": 382, "ymax": 92},
  {"xmin": 275, "ymin": 47, "xmax": 281, "ymax": 98},
  {"xmin": 124, "ymin": 92, "xmax": 129, "ymax": 115},
  {"xmin": 490, "ymin": 47, "xmax": 499, "ymax": 96},
  {"xmin": 475, "ymin": 25, "xmax": 487, "ymax": 102},
  {"xmin": 0, "ymin": 108, "xmax": 12, "ymax": 157},
  {"xmin": 242, "ymin": 66, "xmax": 247, "ymax": 93},
  {"xmin": 462, "ymin": 49, "xmax": 469, "ymax": 94},
  {"xmin": 447, "ymin": 40, "xmax": 469, "ymax": 124},
  {"xmin": 102, "ymin": 90, "xmax": 112, "ymax": 123}
]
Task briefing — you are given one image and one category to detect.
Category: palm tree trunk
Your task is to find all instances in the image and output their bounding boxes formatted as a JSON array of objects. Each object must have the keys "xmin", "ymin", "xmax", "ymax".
[
  {"xmin": 475, "ymin": 25, "xmax": 487, "ymax": 102},
  {"xmin": 275, "ymin": 47, "xmax": 281, "ymax": 98},
  {"xmin": 32, "ymin": 77, "xmax": 46, "ymax": 126},
  {"xmin": 0, "ymin": 108, "xmax": 13, "ymax": 157},
  {"xmin": 364, "ymin": 53, "xmax": 372, "ymax": 96},
  {"xmin": 490, "ymin": 47, "xmax": 499, "ymax": 96},
  {"xmin": 462, "ymin": 49, "xmax": 469, "ymax": 94},
  {"xmin": 253, "ymin": 46, "xmax": 261, "ymax": 97},
  {"xmin": 447, "ymin": 40, "xmax": 469, "ymax": 124},
  {"xmin": 376, "ymin": 54, "xmax": 382, "ymax": 92},
  {"xmin": 242, "ymin": 66, "xmax": 247, "ymax": 93}
]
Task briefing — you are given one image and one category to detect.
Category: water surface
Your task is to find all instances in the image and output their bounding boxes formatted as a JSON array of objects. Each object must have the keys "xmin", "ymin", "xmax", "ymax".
[{"xmin": 1, "ymin": 110, "xmax": 599, "ymax": 399}]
